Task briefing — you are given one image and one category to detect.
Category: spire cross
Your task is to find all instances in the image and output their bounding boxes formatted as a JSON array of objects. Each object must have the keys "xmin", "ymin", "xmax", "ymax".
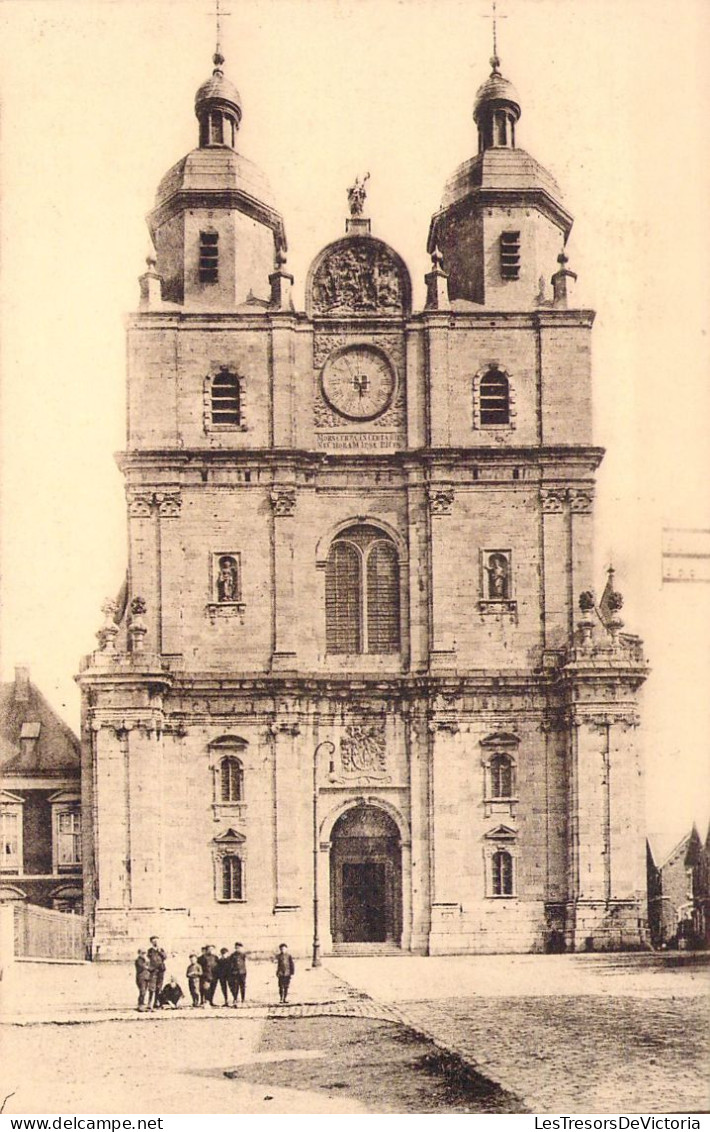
[
  {"xmin": 481, "ymin": 0, "xmax": 507, "ymax": 72},
  {"xmin": 214, "ymin": 0, "xmax": 232, "ymax": 62}
]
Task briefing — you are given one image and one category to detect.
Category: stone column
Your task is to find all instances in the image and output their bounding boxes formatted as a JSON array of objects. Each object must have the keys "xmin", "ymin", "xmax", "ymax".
[
  {"xmin": 428, "ymin": 711, "xmax": 464, "ymax": 952},
  {"xmin": 272, "ymin": 718, "xmax": 302, "ymax": 912},
  {"xmin": 569, "ymin": 487, "xmax": 594, "ymax": 613},
  {"xmin": 407, "ymin": 708, "xmax": 431, "ymax": 950},
  {"xmin": 270, "ymin": 487, "xmax": 298, "ymax": 669},
  {"xmin": 92, "ymin": 722, "xmax": 129, "ymax": 911},
  {"xmin": 126, "ymin": 490, "xmax": 160, "ymax": 650},
  {"xmin": 155, "ymin": 489, "xmax": 182, "ymax": 657},
  {"xmin": 406, "ymin": 471, "xmax": 428, "ymax": 671},
  {"xmin": 540, "ymin": 488, "xmax": 569, "ymax": 650},
  {"xmin": 126, "ymin": 721, "xmax": 163, "ymax": 911},
  {"xmin": 426, "ymin": 320, "xmax": 450, "ymax": 447},
  {"xmin": 271, "ymin": 316, "xmax": 296, "ymax": 448},
  {"xmin": 428, "ymin": 487, "xmax": 456, "ymax": 665}
]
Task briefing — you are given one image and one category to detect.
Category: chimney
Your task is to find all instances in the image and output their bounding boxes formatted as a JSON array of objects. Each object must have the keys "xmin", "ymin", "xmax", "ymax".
[{"xmin": 14, "ymin": 666, "xmax": 30, "ymax": 703}]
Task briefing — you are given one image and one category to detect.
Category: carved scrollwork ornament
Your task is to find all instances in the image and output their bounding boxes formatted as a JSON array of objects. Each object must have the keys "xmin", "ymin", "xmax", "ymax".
[
  {"xmin": 270, "ymin": 488, "xmax": 297, "ymax": 517},
  {"xmin": 541, "ymin": 488, "xmax": 566, "ymax": 513},
  {"xmin": 429, "ymin": 487, "xmax": 455, "ymax": 515}
]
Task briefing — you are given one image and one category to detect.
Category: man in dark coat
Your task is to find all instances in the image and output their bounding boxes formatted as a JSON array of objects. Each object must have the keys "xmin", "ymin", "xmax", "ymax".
[
  {"xmin": 275, "ymin": 942, "xmax": 295, "ymax": 1003},
  {"xmin": 229, "ymin": 942, "xmax": 248, "ymax": 1006},
  {"xmin": 147, "ymin": 936, "xmax": 167, "ymax": 1010},
  {"xmin": 198, "ymin": 944, "xmax": 219, "ymax": 1006},
  {"xmin": 135, "ymin": 949, "xmax": 150, "ymax": 1011},
  {"xmin": 215, "ymin": 948, "xmax": 231, "ymax": 1006}
]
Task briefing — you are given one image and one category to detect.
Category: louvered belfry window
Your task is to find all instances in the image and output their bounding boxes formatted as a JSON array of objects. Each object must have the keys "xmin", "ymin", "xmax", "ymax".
[
  {"xmin": 211, "ymin": 367, "xmax": 241, "ymax": 425},
  {"xmin": 222, "ymin": 855, "xmax": 243, "ymax": 901},
  {"xmin": 479, "ymin": 368, "xmax": 510, "ymax": 425},
  {"xmin": 220, "ymin": 756, "xmax": 243, "ymax": 803},
  {"xmin": 199, "ymin": 229, "xmax": 219, "ymax": 282},
  {"xmin": 325, "ymin": 524, "xmax": 400, "ymax": 655},
  {"xmin": 500, "ymin": 230, "xmax": 521, "ymax": 279}
]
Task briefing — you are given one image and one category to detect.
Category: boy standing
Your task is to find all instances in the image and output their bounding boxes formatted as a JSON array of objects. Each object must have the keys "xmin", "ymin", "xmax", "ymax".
[
  {"xmin": 275, "ymin": 943, "xmax": 295, "ymax": 1004},
  {"xmin": 186, "ymin": 953, "xmax": 201, "ymax": 1007},
  {"xmin": 229, "ymin": 942, "xmax": 248, "ymax": 1006},
  {"xmin": 215, "ymin": 947, "xmax": 231, "ymax": 1006},
  {"xmin": 135, "ymin": 949, "xmax": 150, "ymax": 1011}
]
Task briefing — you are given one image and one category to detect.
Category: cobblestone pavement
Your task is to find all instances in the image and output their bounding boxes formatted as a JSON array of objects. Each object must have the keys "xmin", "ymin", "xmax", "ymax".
[{"xmin": 326, "ymin": 954, "xmax": 710, "ymax": 1114}]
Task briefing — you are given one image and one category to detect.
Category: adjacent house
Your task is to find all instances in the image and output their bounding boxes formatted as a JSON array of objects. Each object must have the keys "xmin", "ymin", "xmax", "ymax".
[
  {"xmin": 0, "ymin": 667, "xmax": 83, "ymax": 912},
  {"xmin": 647, "ymin": 824, "xmax": 710, "ymax": 949}
]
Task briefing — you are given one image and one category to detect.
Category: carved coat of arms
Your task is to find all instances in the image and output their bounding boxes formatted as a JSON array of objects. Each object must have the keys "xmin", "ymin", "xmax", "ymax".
[{"xmin": 340, "ymin": 723, "xmax": 387, "ymax": 779}]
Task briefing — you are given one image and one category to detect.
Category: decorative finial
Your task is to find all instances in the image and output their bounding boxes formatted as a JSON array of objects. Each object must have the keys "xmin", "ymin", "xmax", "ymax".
[
  {"xmin": 145, "ymin": 253, "xmax": 157, "ymax": 271},
  {"xmin": 347, "ymin": 172, "xmax": 370, "ymax": 218},
  {"xmin": 431, "ymin": 246, "xmax": 445, "ymax": 271}
]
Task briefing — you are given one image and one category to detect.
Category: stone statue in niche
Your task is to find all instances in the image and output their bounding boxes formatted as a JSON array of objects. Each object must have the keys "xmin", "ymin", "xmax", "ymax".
[
  {"xmin": 312, "ymin": 244, "xmax": 404, "ymax": 315},
  {"xmin": 486, "ymin": 552, "xmax": 510, "ymax": 600},
  {"xmin": 216, "ymin": 555, "xmax": 240, "ymax": 603}
]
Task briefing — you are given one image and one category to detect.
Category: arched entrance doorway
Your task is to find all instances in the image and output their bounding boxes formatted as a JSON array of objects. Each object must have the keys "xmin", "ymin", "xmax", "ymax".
[{"xmin": 330, "ymin": 805, "xmax": 402, "ymax": 945}]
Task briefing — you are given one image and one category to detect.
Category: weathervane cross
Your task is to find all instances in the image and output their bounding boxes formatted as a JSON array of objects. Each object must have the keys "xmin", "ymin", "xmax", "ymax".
[
  {"xmin": 481, "ymin": 0, "xmax": 507, "ymax": 69},
  {"xmin": 213, "ymin": 0, "xmax": 232, "ymax": 58}
]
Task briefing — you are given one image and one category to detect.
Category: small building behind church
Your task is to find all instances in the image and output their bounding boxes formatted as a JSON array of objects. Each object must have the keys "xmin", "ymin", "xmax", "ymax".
[{"xmin": 0, "ymin": 667, "xmax": 83, "ymax": 912}]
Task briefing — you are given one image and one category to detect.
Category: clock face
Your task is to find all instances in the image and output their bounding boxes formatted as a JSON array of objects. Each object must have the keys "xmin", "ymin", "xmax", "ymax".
[{"xmin": 321, "ymin": 346, "xmax": 396, "ymax": 421}]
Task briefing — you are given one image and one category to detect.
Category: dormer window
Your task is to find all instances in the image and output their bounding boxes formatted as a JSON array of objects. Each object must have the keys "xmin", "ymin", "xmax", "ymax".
[
  {"xmin": 500, "ymin": 231, "xmax": 520, "ymax": 280},
  {"xmin": 199, "ymin": 230, "xmax": 219, "ymax": 283}
]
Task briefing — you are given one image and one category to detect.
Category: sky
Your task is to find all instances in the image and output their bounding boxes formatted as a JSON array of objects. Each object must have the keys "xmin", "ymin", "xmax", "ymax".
[{"xmin": 0, "ymin": 0, "xmax": 708, "ymax": 861}]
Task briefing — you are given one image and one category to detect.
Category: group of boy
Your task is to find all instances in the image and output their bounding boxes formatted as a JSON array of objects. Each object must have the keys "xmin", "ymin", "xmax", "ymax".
[
  {"xmin": 186, "ymin": 942, "xmax": 249, "ymax": 1008},
  {"xmin": 133, "ymin": 939, "xmax": 295, "ymax": 1010}
]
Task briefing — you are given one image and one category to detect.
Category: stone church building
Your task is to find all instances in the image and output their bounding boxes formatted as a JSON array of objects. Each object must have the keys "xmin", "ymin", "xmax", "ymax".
[{"xmin": 78, "ymin": 42, "xmax": 649, "ymax": 958}]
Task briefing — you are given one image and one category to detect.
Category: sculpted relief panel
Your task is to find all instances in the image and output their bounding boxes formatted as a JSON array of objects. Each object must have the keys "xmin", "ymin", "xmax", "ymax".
[{"xmin": 311, "ymin": 242, "xmax": 407, "ymax": 316}]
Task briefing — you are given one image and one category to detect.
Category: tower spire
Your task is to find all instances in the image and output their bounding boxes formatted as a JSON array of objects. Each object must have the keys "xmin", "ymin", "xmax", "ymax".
[{"xmin": 482, "ymin": 0, "xmax": 507, "ymax": 74}]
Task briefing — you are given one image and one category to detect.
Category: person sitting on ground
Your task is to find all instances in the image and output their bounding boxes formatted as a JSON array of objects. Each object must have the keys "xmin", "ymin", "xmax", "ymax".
[{"xmin": 158, "ymin": 976, "xmax": 184, "ymax": 1009}]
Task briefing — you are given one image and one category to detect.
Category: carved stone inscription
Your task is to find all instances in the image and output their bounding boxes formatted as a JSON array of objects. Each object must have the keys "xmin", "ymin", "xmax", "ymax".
[{"xmin": 312, "ymin": 243, "xmax": 405, "ymax": 315}]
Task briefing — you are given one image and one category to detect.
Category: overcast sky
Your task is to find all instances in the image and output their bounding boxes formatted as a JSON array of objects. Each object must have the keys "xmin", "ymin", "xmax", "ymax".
[{"xmin": 0, "ymin": 0, "xmax": 708, "ymax": 860}]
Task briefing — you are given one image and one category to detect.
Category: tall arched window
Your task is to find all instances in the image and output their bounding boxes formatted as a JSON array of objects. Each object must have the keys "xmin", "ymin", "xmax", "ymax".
[
  {"xmin": 479, "ymin": 368, "xmax": 510, "ymax": 425},
  {"xmin": 220, "ymin": 756, "xmax": 244, "ymax": 803},
  {"xmin": 211, "ymin": 367, "xmax": 240, "ymax": 425},
  {"xmin": 325, "ymin": 524, "xmax": 400, "ymax": 654},
  {"xmin": 492, "ymin": 849, "xmax": 514, "ymax": 896}
]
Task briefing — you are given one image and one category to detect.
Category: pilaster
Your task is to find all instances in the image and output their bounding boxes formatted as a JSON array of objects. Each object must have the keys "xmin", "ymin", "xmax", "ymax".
[{"xmin": 270, "ymin": 486, "xmax": 298, "ymax": 668}]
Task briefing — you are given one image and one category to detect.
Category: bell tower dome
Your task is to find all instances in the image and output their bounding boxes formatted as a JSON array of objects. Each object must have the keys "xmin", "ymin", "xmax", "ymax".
[
  {"xmin": 428, "ymin": 53, "xmax": 572, "ymax": 309},
  {"xmin": 145, "ymin": 51, "xmax": 285, "ymax": 311}
]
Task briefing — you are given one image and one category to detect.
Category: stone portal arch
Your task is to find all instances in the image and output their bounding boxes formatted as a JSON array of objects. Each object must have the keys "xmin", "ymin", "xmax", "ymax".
[{"xmin": 329, "ymin": 804, "xmax": 402, "ymax": 946}]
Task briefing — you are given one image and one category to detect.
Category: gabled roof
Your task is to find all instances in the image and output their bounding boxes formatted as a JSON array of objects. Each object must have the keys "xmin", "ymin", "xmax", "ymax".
[{"xmin": 0, "ymin": 671, "xmax": 79, "ymax": 776}]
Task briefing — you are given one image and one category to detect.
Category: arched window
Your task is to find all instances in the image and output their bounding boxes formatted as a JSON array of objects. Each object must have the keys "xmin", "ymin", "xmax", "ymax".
[
  {"xmin": 492, "ymin": 849, "xmax": 514, "ymax": 896},
  {"xmin": 222, "ymin": 854, "xmax": 243, "ymax": 901},
  {"xmin": 479, "ymin": 368, "xmax": 510, "ymax": 425},
  {"xmin": 490, "ymin": 754, "xmax": 514, "ymax": 799},
  {"xmin": 220, "ymin": 756, "xmax": 243, "ymax": 803},
  {"xmin": 325, "ymin": 524, "xmax": 400, "ymax": 655},
  {"xmin": 211, "ymin": 367, "xmax": 240, "ymax": 425}
]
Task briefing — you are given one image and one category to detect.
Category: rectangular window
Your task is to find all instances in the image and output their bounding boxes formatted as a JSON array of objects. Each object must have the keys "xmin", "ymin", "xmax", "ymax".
[
  {"xmin": 500, "ymin": 230, "xmax": 520, "ymax": 280},
  {"xmin": 199, "ymin": 231, "xmax": 219, "ymax": 283},
  {"xmin": 1, "ymin": 810, "xmax": 20, "ymax": 871},
  {"xmin": 222, "ymin": 855, "xmax": 243, "ymax": 900},
  {"xmin": 57, "ymin": 808, "xmax": 81, "ymax": 868}
]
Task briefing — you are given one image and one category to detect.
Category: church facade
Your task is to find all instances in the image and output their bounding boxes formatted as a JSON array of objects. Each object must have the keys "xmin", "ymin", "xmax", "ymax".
[{"xmin": 78, "ymin": 44, "xmax": 649, "ymax": 958}]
